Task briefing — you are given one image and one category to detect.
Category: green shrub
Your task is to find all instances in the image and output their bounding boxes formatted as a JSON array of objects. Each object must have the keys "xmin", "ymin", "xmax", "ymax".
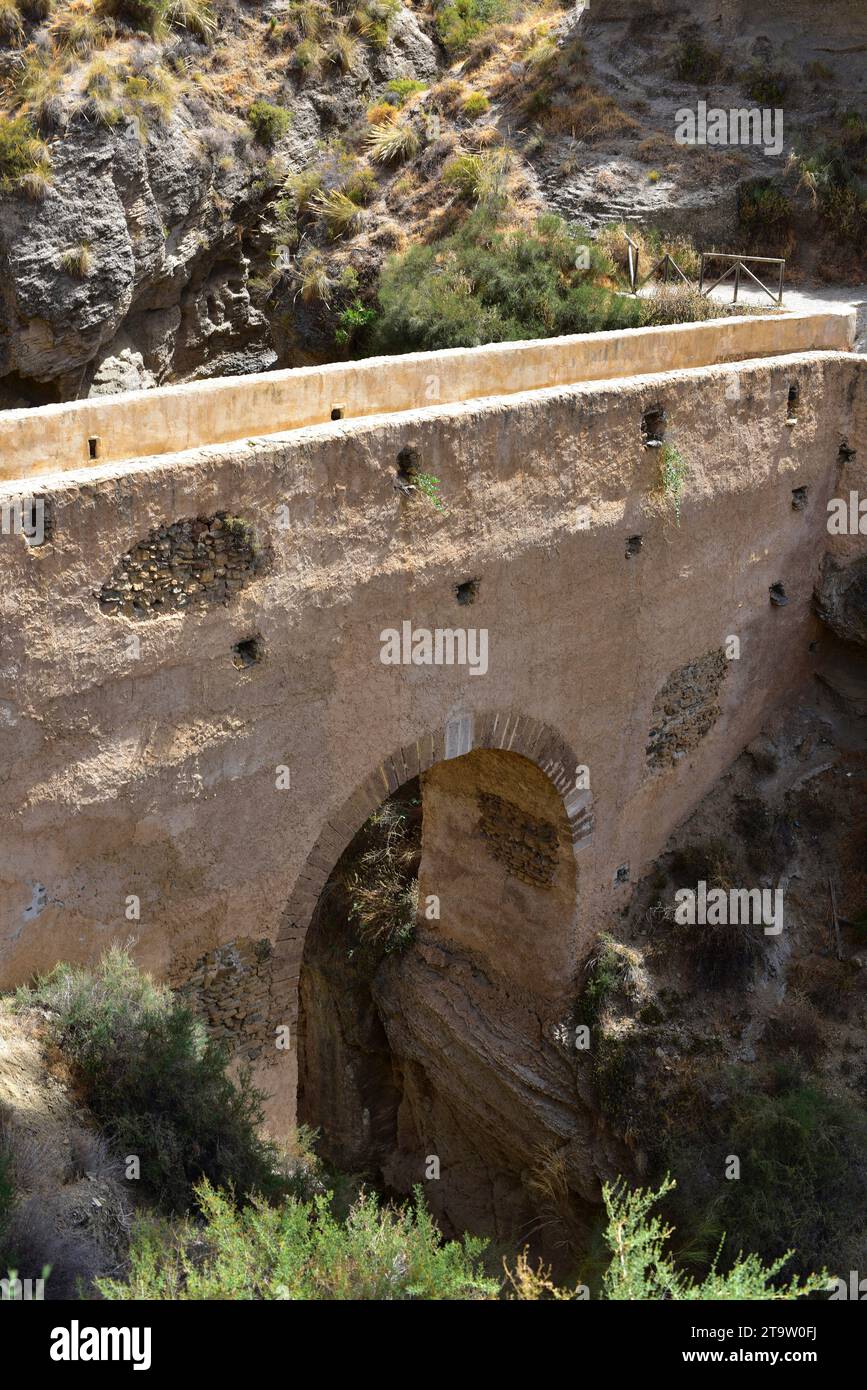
[
  {"xmin": 462, "ymin": 91, "xmax": 490, "ymax": 118},
  {"xmin": 351, "ymin": 0, "xmax": 399, "ymax": 49},
  {"xmin": 343, "ymin": 163, "xmax": 377, "ymax": 204},
  {"xmin": 441, "ymin": 148, "xmax": 509, "ymax": 204},
  {"xmin": 286, "ymin": 164, "xmax": 323, "ymax": 214},
  {"xmin": 581, "ymin": 933, "xmax": 635, "ymax": 1029},
  {"xmin": 294, "ymin": 36, "xmax": 325, "ymax": 73},
  {"xmin": 96, "ymin": 1171, "xmax": 827, "ymax": 1301},
  {"xmin": 17, "ymin": 947, "xmax": 283, "ymax": 1215},
  {"xmin": 715, "ymin": 1075, "xmax": 867, "ymax": 1273},
  {"xmin": 370, "ymin": 210, "xmax": 646, "ymax": 354},
  {"xmin": 658, "ymin": 443, "xmax": 688, "ymax": 524},
  {"xmin": 839, "ymin": 109, "xmax": 867, "ymax": 147},
  {"xmin": 98, "ymin": 1181, "xmax": 497, "ymax": 1300},
  {"xmin": 738, "ymin": 178, "xmax": 793, "ymax": 248},
  {"xmin": 602, "ymin": 1176, "xmax": 826, "ymax": 1300},
  {"xmin": 386, "ymin": 77, "xmax": 427, "ymax": 106},
  {"xmin": 248, "ymin": 100, "xmax": 292, "ymax": 147},
  {"xmin": 120, "ymin": 68, "xmax": 177, "ymax": 125},
  {"xmin": 789, "ymin": 142, "xmax": 867, "ymax": 248},
  {"xmin": 334, "ymin": 296, "xmax": 375, "ymax": 348},
  {"xmin": 285, "ymin": 0, "xmax": 327, "ymax": 42},
  {"xmin": 745, "ymin": 64, "xmax": 789, "ymax": 106},
  {"xmin": 412, "ymin": 473, "xmax": 446, "ymax": 512},
  {"xmin": 434, "ymin": 0, "xmax": 513, "ymax": 54},
  {"xmin": 0, "ymin": 113, "xmax": 50, "ymax": 191}
]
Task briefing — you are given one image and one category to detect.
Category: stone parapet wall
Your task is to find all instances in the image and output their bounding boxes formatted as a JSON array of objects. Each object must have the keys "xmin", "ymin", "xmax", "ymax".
[{"xmin": 0, "ymin": 312, "xmax": 853, "ymax": 482}]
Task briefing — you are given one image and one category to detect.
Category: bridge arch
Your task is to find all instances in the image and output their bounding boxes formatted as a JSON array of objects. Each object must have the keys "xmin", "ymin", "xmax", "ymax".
[{"xmin": 272, "ymin": 708, "xmax": 594, "ymax": 1019}]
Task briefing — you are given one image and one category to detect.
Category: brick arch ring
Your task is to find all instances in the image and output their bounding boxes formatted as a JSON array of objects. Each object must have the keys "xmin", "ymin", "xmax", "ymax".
[{"xmin": 274, "ymin": 709, "xmax": 593, "ymax": 988}]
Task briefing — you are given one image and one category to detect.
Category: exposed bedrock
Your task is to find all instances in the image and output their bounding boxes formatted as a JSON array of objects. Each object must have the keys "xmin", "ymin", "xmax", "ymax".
[
  {"xmin": 815, "ymin": 554, "xmax": 867, "ymax": 649},
  {"xmin": 0, "ymin": 115, "xmax": 274, "ymax": 404},
  {"xmin": 372, "ymin": 935, "xmax": 629, "ymax": 1256}
]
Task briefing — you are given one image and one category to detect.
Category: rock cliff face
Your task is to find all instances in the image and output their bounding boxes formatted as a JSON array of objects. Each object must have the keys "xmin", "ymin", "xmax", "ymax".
[
  {"xmin": 0, "ymin": 106, "xmax": 270, "ymax": 402},
  {"xmin": 815, "ymin": 554, "xmax": 867, "ymax": 649},
  {"xmin": 0, "ymin": 1, "xmax": 439, "ymax": 404},
  {"xmin": 372, "ymin": 934, "xmax": 627, "ymax": 1256}
]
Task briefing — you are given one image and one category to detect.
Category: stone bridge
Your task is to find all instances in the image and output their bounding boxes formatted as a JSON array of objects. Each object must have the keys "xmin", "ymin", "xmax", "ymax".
[{"xmin": 0, "ymin": 308, "xmax": 863, "ymax": 1134}]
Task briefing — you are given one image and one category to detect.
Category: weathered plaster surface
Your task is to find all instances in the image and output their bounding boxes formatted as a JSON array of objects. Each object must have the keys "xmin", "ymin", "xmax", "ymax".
[{"xmin": 0, "ymin": 336, "xmax": 863, "ymax": 1128}]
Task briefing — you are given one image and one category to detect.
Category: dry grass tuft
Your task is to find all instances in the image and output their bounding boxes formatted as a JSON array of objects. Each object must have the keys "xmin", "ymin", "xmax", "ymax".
[{"xmin": 365, "ymin": 119, "xmax": 419, "ymax": 164}]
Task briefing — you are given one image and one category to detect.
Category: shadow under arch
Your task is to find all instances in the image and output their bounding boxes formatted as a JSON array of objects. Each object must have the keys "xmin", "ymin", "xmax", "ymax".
[{"xmin": 273, "ymin": 709, "xmax": 594, "ymax": 1007}]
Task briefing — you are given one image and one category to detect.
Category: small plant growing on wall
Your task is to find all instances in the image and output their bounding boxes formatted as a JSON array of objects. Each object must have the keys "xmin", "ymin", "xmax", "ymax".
[
  {"xmin": 413, "ymin": 472, "xmax": 446, "ymax": 513},
  {"xmin": 345, "ymin": 797, "xmax": 421, "ymax": 958},
  {"xmin": 396, "ymin": 448, "xmax": 447, "ymax": 513},
  {"xmin": 658, "ymin": 444, "xmax": 688, "ymax": 524}
]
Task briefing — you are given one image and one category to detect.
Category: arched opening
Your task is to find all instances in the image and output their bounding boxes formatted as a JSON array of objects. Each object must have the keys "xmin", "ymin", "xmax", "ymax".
[
  {"xmin": 296, "ymin": 777, "xmax": 421, "ymax": 1175},
  {"xmin": 296, "ymin": 742, "xmax": 593, "ymax": 1255}
]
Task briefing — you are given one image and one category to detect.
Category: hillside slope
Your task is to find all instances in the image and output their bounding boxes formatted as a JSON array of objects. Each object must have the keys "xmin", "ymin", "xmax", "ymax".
[{"xmin": 0, "ymin": 0, "xmax": 862, "ymax": 404}]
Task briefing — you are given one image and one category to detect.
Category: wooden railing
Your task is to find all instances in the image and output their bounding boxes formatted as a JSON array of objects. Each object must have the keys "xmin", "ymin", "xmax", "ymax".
[
  {"xmin": 625, "ymin": 233, "xmax": 640, "ymax": 292},
  {"xmin": 624, "ymin": 235, "xmax": 692, "ymax": 292},
  {"xmin": 698, "ymin": 253, "xmax": 786, "ymax": 305},
  {"xmin": 624, "ymin": 236, "xmax": 786, "ymax": 305}
]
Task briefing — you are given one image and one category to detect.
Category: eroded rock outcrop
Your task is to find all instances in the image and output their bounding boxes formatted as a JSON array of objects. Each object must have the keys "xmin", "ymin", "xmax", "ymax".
[
  {"xmin": 373, "ymin": 933, "xmax": 629, "ymax": 1256},
  {"xmin": 815, "ymin": 554, "xmax": 867, "ymax": 649},
  {"xmin": 0, "ymin": 111, "xmax": 274, "ymax": 403}
]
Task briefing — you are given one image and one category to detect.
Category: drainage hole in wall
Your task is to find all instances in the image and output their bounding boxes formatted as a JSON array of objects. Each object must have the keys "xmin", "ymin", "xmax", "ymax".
[
  {"xmin": 330, "ymin": 404, "xmax": 344, "ymax": 421},
  {"xmin": 641, "ymin": 405, "xmax": 666, "ymax": 447},
  {"xmin": 455, "ymin": 577, "xmax": 479, "ymax": 606},
  {"xmin": 88, "ymin": 435, "xmax": 100, "ymax": 460},
  {"xmin": 232, "ymin": 636, "xmax": 264, "ymax": 669},
  {"xmin": 625, "ymin": 534, "xmax": 643, "ymax": 558},
  {"xmin": 395, "ymin": 446, "xmax": 421, "ymax": 495},
  {"xmin": 769, "ymin": 583, "xmax": 789, "ymax": 607},
  {"xmin": 397, "ymin": 445, "xmax": 420, "ymax": 482},
  {"xmin": 786, "ymin": 383, "xmax": 799, "ymax": 426},
  {"xmin": 791, "ymin": 486, "xmax": 808, "ymax": 511}
]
